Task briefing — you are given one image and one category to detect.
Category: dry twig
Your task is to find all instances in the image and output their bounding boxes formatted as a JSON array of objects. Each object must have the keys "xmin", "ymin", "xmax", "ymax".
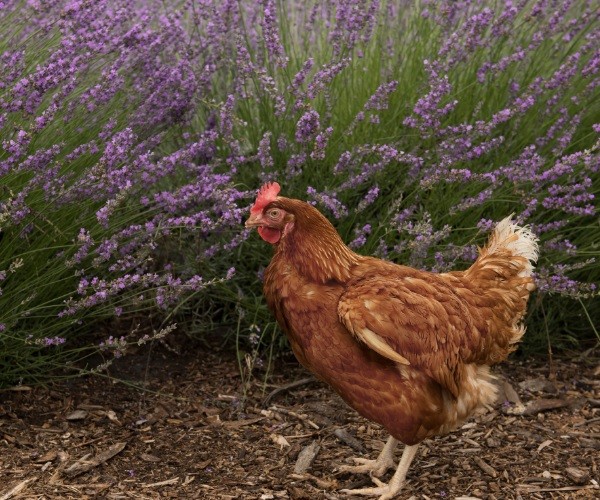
[
  {"xmin": 269, "ymin": 405, "xmax": 320, "ymax": 429},
  {"xmin": 263, "ymin": 377, "xmax": 316, "ymax": 405},
  {"xmin": 0, "ymin": 477, "xmax": 38, "ymax": 500},
  {"xmin": 63, "ymin": 442, "xmax": 127, "ymax": 478}
]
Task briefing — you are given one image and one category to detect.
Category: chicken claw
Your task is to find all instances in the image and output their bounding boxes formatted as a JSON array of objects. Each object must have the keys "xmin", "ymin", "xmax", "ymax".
[
  {"xmin": 340, "ymin": 443, "xmax": 419, "ymax": 499},
  {"xmin": 338, "ymin": 457, "xmax": 395, "ymax": 477},
  {"xmin": 341, "ymin": 476, "xmax": 401, "ymax": 499},
  {"xmin": 340, "ymin": 478, "xmax": 397, "ymax": 500},
  {"xmin": 338, "ymin": 436, "xmax": 397, "ymax": 477}
]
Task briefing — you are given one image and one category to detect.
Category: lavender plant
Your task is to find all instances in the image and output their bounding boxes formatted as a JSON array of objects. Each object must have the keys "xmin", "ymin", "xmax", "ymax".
[
  {"xmin": 1, "ymin": 0, "xmax": 598, "ymax": 386},
  {"xmin": 234, "ymin": 0, "xmax": 600, "ymax": 351},
  {"xmin": 0, "ymin": 0, "xmax": 247, "ymax": 386}
]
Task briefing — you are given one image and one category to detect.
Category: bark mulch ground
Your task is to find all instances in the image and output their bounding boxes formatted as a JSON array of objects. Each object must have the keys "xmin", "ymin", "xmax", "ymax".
[{"xmin": 1, "ymin": 342, "xmax": 598, "ymax": 499}]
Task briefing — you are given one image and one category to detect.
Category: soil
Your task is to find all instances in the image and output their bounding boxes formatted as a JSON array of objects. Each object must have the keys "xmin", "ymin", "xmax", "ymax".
[{"xmin": 1, "ymin": 340, "xmax": 598, "ymax": 500}]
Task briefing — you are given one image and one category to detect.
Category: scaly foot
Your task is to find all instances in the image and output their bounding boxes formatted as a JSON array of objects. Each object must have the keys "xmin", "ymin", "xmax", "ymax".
[
  {"xmin": 341, "ymin": 476, "xmax": 400, "ymax": 499},
  {"xmin": 338, "ymin": 456, "xmax": 395, "ymax": 477},
  {"xmin": 340, "ymin": 443, "xmax": 419, "ymax": 500},
  {"xmin": 338, "ymin": 436, "xmax": 397, "ymax": 477}
]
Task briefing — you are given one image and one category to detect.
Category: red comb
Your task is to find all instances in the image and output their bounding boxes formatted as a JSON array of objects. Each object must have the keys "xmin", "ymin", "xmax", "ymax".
[{"xmin": 250, "ymin": 181, "xmax": 281, "ymax": 214}]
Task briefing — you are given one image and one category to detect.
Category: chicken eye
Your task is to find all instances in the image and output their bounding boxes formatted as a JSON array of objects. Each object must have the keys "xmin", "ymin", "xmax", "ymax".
[{"xmin": 267, "ymin": 208, "xmax": 281, "ymax": 219}]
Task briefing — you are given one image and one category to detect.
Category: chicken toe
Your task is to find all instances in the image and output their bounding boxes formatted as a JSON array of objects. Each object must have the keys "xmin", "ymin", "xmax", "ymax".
[
  {"xmin": 340, "ymin": 483, "xmax": 396, "ymax": 500},
  {"xmin": 340, "ymin": 443, "xmax": 418, "ymax": 499},
  {"xmin": 338, "ymin": 436, "xmax": 397, "ymax": 477},
  {"xmin": 340, "ymin": 475, "xmax": 401, "ymax": 500}
]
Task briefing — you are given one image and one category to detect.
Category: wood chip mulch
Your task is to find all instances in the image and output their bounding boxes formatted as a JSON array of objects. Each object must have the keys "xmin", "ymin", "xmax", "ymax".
[{"xmin": 0, "ymin": 344, "xmax": 598, "ymax": 499}]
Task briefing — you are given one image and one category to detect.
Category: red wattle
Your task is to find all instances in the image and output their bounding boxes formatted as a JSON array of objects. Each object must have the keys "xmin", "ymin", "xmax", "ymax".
[{"xmin": 258, "ymin": 226, "xmax": 281, "ymax": 244}]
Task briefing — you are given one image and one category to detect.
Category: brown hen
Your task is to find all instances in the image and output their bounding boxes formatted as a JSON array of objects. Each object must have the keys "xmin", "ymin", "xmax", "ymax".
[{"xmin": 245, "ymin": 182, "xmax": 538, "ymax": 499}]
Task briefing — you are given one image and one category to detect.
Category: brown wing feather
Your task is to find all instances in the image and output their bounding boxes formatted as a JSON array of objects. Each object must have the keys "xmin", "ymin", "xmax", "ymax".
[{"xmin": 338, "ymin": 273, "xmax": 480, "ymax": 398}]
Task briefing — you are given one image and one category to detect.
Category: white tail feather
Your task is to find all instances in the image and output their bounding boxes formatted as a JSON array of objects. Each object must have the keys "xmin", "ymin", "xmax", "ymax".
[{"xmin": 488, "ymin": 217, "xmax": 539, "ymax": 278}]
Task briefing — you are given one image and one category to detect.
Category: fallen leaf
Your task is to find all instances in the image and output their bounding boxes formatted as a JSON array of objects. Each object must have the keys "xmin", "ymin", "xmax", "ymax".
[
  {"xmin": 141, "ymin": 453, "xmax": 161, "ymax": 462},
  {"xmin": 65, "ymin": 410, "xmax": 88, "ymax": 421},
  {"xmin": 495, "ymin": 379, "xmax": 522, "ymax": 407}
]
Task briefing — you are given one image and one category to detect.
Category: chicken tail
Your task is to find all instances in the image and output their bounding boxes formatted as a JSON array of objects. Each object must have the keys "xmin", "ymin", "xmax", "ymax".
[
  {"xmin": 464, "ymin": 217, "xmax": 539, "ymax": 355},
  {"xmin": 480, "ymin": 216, "xmax": 539, "ymax": 280},
  {"xmin": 467, "ymin": 217, "xmax": 539, "ymax": 285}
]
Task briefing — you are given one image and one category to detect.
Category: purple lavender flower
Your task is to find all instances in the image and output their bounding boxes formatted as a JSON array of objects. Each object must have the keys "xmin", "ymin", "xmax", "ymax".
[
  {"xmin": 99, "ymin": 335, "xmax": 127, "ymax": 358},
  {"xmin": 305, "ymin": 58, "xmax": 351, "ymax": 101},
  {"xmin": 295, "ymin": 109, "xmax": 321, "ymax": 144},
  {"xmin": 260, "ymin": 0, "xmax": 288, "ymax": 68},
  {"xmin": 1, "ymin": 0, "xmax": 598, "ymax": 387},
  {"xmin": 289, "ymin": 58, "xmax": 314, "ymax": 97},
  {"xmin": 404, "ymin": 72, "xmax": 456, "ymax": 132},
  {"xmin": 306, "ymin": 186, "xmax": 348, "ymax": 219},
  {"xmin": 311, "ymin": 126, "xmax": 333, "ymax": 160},
  {"xmin": 328, "ymin": 0, "xmax": 381, "ymax": 55},
  {"xmin": 357, "ymin": 186, "xmax": 380, "ymax": 212},
  {"xmin": 365, "ymin": 81, "xmax": 398, "ymax": 111},
  {"xmin": 258, "ymin": 132, "xmax": 274, "ymax": 168},
  {"xmin": 349, "ymin": 223, "xmax": 372, "ymax": 249},
  {"xmin": 286, "ymin": 152, "xmax": 306, "ymax": 177},
  {"xmin": 42, "ymin": 337, "xmax": 66, "ymax": 347}
]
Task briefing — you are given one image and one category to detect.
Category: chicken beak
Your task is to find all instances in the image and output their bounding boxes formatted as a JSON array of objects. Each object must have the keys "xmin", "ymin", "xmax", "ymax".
[{"xmin": 245, "ymin": 213, "xmax": 263, "ymax": 229}]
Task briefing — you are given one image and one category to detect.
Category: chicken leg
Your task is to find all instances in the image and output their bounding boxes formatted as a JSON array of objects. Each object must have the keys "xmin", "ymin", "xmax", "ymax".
[
  {"xmin": 339, "ymin": 436, "xmax": 398, "ymax": 477},
  {"xmin": 341, "ymin": 444, "xmax": 419, "ymax": 499}
]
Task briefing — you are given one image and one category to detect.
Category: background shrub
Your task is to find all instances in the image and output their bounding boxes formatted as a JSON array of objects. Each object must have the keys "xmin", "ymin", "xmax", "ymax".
[{"xmin": 0, "ymin": 0, "xmax": 598, "ymax": 387}]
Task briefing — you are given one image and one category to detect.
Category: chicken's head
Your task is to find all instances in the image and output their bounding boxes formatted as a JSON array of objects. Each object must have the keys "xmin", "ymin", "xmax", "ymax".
[{"xmin": 245, "ymin": 181, "xmax": 295, "ymax": 244}]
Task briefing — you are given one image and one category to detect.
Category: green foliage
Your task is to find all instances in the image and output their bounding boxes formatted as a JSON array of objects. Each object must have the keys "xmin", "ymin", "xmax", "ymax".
[{"xmin": 1, "ymin": 1, "xmax": 598, "ymax": 388}]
